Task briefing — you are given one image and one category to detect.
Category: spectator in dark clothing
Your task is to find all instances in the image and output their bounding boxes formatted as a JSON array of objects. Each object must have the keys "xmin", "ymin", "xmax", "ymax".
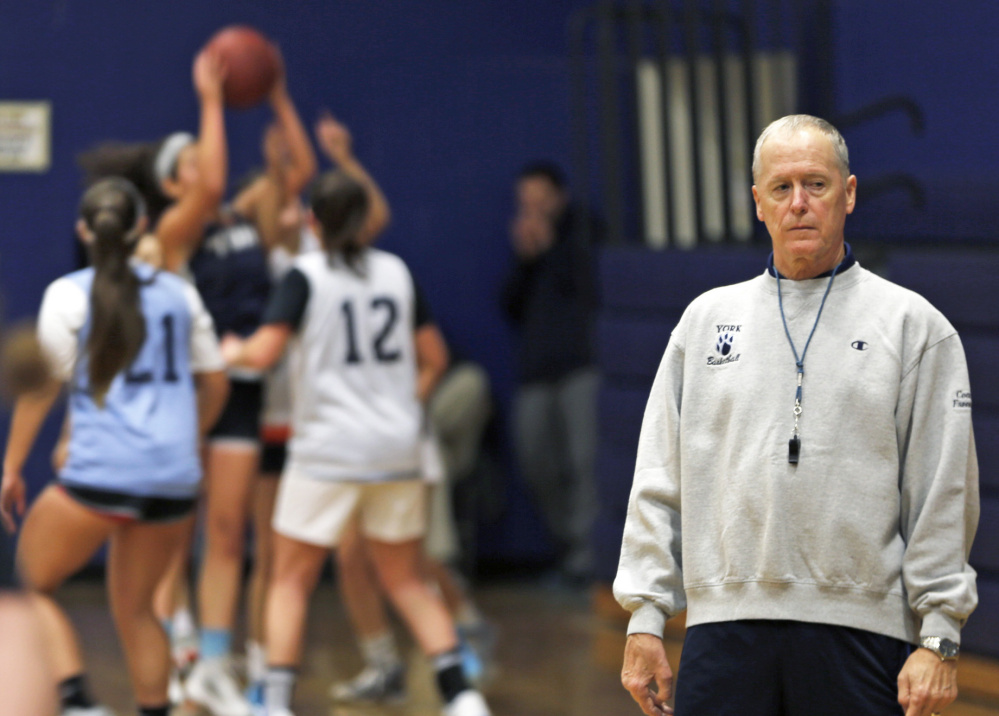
[{"xmin": 501, "ymin": 161, "xmax": 601, "ymax": 583}]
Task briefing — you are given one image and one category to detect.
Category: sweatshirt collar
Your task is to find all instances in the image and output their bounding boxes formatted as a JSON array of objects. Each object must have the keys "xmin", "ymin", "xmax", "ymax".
[{"xmin": 767, "ymin": 242, "xmax": 855, "ymax": 279}]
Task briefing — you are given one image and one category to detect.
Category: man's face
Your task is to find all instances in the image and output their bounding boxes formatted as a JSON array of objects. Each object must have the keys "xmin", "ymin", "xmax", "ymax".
[
  {"xmin": 516, "ymin": 176, "xmax": 566, "ymax": 222},
  {"xmin": 752, "ymin": 128, "xmax": 856, "ymax": 279}
]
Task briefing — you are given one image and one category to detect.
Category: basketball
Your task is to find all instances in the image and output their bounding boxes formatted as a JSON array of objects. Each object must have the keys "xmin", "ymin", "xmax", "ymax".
[{"xmin": 203, "ymin": 25, "xmax": 280, "ymax": 109}]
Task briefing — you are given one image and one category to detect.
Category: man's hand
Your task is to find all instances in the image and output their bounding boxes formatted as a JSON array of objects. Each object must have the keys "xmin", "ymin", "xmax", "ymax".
[
  {"xmin": 510, "ymin": 211, "xmax": 554, "ymax": 261},
  {"xmin": 622, "ymin": 633, "xmax": 674, "ymax": 716},
  {"xmin": 898, "ymin": 647, "xmax": 958, "ymax": 716}
]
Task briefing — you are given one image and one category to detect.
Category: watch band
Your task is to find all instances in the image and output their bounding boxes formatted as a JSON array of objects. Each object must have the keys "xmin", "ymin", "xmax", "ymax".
[{"xmin": 919, "ymin": 636, "xmax": 960, "ymax": 661}]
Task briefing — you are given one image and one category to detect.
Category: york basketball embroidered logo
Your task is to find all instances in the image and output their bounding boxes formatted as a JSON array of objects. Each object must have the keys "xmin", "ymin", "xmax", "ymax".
[{"xmin": 708, "ymin": 325, "xmax": 742, "ymax": 365}]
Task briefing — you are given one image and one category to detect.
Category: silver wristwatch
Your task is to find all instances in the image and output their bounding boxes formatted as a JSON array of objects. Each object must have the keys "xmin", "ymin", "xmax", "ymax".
[{"xmin": 919, "ymin": 636, "xmax": 960, "ymax": 661}]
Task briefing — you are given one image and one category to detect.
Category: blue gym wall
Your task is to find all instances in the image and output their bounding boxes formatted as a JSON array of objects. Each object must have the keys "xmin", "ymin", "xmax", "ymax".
[{"xmin": 0, "ymin": 2, "xmax": 996, "ymax": 566}]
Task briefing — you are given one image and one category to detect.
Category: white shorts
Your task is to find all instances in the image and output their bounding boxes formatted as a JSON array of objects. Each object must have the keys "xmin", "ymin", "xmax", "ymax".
[{"xmin": 272, "ymin": 466, "xmax": 426, "ymax": 548}]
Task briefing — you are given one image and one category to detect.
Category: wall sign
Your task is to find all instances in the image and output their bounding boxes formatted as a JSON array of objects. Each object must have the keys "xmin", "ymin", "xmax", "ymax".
[{"xmin": 0, "ymin": 102, "xmax": 51, "ymax": 172}]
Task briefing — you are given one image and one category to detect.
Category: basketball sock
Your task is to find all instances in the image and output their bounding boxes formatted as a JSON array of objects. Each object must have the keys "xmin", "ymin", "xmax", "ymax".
[
  {"xmin": 265, "ymin": 666, "xmax": 297, "ymax": 713},
  {"xmin": 199, "ymin": 628, "xmax": 232, "ymax": 660},
  {"xmin": 360, "ymin": 631, "xmax": 400, "ymax": 669},
  {"xmin": 246, "ymin": 639, "xmax": 267, "ymax": 682},
  {"xmin": 138, "ymin": 704, "xmax": 170, "ymax": 716},
  {"xmin": 58, "ymin": 673, "xmax": 95, "ymax": 709},
  {"xmin": 433, "ymin": 648, "xmax": 469, "ymax": 704}
]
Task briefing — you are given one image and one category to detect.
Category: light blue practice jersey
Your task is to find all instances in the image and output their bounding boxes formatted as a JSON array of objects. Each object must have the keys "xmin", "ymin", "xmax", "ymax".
[{"xmin": 58, "ymin": 264, "xmax": 202, "ymax": 498}]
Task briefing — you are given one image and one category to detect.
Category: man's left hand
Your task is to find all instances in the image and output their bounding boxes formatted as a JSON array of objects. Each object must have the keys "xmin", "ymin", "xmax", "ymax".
[{"xmin": 897, "ymin": 648, "xmax": 958, "ymax": 716}]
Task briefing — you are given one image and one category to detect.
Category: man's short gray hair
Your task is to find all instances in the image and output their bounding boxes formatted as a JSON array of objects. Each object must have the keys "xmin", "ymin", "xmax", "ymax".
[{"xmin": 751, "ymin": 114, "xmax": 850, "ymax": 183}]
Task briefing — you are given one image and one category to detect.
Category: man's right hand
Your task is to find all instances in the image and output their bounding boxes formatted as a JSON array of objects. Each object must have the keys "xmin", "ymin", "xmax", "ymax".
[
  {"xmin": 622, "ymin": 632, "xmax": 674, "ymax": 716},
  {"xmin": 510, "ymin": 211, "xmax": 554, "ymax": 260}
]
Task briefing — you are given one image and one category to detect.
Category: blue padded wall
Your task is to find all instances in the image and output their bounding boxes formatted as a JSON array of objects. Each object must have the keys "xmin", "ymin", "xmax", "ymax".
[
  {"xmin": 887, "ymin": 250, "xmax": 999, "ymax": 659},
  {"xmin": 592, "ymin": 247, "xmax": 768, "ymax": 583}
]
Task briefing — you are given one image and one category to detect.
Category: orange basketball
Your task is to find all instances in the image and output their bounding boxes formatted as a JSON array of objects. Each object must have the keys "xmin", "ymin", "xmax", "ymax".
[{"xmin": 203, "ymin": 25, "xmax": 280, "ymax": 109}]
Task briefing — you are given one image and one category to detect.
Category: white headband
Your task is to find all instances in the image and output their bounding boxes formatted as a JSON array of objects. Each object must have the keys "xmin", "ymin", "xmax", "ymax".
[{"xmin": 154, "ymin": 132, "xmax": 195, "ymax": 185}]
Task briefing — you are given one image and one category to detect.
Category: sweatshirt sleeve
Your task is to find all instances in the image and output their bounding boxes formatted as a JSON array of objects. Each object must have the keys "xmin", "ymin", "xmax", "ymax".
[
  {"xmin": 613, "ymin": 330, "xmax": 687, "ymax": 638},
  {"xmin": 896, "ymin": 331, "xmax": 979, "ymax": 644}
]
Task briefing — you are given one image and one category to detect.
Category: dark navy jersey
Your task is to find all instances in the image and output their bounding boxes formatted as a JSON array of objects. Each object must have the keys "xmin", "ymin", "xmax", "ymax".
[{"xmin": 189, "ymin": 215, "xmax": 271, "ymax": 339}]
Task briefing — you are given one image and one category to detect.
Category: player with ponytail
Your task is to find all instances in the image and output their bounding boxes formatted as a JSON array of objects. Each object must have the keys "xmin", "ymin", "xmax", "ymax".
[{"xmin": 0, "ymin": 178, "xmax": 229, "ymax": 716}]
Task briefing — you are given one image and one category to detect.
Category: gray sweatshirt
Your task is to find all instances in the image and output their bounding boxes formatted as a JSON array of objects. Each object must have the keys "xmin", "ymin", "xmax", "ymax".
[{"xmin": 614, "ymin": 263, "xmax": 979, "ymax": 645}]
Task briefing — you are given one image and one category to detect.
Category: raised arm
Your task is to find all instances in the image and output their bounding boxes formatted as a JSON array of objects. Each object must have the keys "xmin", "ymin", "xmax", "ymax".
[
  {"xmin": 233, "ymin": 57, "xmax": 317, "ymax": 254},
  {"xmin": 315, "ymin": 113, "xmax": 391, "ymax": 246},
  {"xmin": 158, "ymin": 49, "xmax": 228, "ymax": 272},
  {"xmin": 268, "ymin": 62, "xmax": 317, "ymax": 198}
]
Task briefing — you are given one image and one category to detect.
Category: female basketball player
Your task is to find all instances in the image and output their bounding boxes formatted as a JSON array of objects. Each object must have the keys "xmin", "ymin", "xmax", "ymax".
[
  {"xmin": 0, "ymin": 178, "xmax": 229, "ymax": 716},
  {"xmin": 244, "ymin": 112, "xmax": 392, "ymax": 708},
  {"xmin": 79, "ymin": 49, "xmax": 317, "ymax": 716},
  {"xmin": 221, "ymin": 171, "xmax": 491, "ymax": 716}
]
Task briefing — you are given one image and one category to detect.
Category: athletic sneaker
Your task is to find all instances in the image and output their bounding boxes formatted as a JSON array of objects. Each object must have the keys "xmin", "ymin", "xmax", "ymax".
[
  {"xmin": 459, "ymin": 620, "xmax": 498, "ymax": 688},
  {"xmin": 167, "ymin": 668, "xmax": 185, "ymax": 705},
  {"xmin": 442, "ymin": 689, "xmax": 491, "ymax": 716},
  {"xmin": 328, "ymin": 663, "xmax": 406, "ymax": 703},
  {"xmin": 60, "ymin": 706, "xmax": 115, "ymax": 716},
  {"xmin": 184, "ymin": 657, "xmax": 252, "ymax": 716}
]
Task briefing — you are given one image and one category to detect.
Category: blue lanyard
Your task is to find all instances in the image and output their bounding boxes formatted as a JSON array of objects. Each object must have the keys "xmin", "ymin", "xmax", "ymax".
[{"xmin": 777, "ymin": 265, "xmax": 840, "ymax": 464}]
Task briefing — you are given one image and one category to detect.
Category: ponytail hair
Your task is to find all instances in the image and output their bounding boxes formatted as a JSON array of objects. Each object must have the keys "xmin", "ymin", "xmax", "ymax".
[
  {"xmin": 76, "ymin": 135, "xmax": 183, "ymax": 226},
  {"xmin": 78, "ymin": 178, "xmax": 147, "ymax": 406},
  {"xmin": 309, "ymin": 170, "xmax": 369, "ymax": 273}
]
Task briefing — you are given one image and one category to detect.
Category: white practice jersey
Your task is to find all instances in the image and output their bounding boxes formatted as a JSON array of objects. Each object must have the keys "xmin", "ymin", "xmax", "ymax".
[{"xmin": 266, "ymin": 248, "xmax": 425, "ymax": 482}]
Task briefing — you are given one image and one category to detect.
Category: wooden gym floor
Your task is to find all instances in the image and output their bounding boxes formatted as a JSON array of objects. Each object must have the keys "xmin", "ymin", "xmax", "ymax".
[{"xmin": 62, "ymin": 578, "xmax": 999, "ymax": 716}]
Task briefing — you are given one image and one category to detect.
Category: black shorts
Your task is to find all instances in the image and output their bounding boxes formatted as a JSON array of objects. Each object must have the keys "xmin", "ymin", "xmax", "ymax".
[
  {"xmin": 208, "ymin": 379, "xmax": 263, "ymax": 443},
  {"xmin": 61, "ymin": 483, "xmax": 197, "ymax": 524},
  {"xmin": 259, "ymin": 441, "xmax": 287, "ymax": 475}
]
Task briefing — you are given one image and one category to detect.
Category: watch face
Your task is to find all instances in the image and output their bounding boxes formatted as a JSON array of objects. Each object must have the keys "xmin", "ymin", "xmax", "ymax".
[
  {"xmin": 939, "ymin": 638, "xmax": 960, "ymax": 658},
  {"xmin": 923, "ymin": 636, "xmax": 960, "ymax": 659}
]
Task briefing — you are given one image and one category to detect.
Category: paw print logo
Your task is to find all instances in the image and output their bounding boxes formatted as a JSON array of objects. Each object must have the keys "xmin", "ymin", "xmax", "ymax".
[{"xmin": 716, "ymin": 332, "xmax": 734, "ymax": 356}]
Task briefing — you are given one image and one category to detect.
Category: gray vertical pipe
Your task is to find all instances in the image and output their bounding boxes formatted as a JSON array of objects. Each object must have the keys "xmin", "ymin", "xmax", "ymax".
[
  {"xmin": 712, "ymin": 0, "xmax": 733, "ymax": 241},
  {"xmin": 653, "ymin": 1, "xmax": 677, "ymax": 245},
  {"xmin": 597, "ymin": 2, "xmax": 626, "ymax": 244},
  {"xmin": 684, "ymin": 0, "xmax": 705, "ymax": 242},
  {"xmin": 626, "ymin": 2, "xmax": 647, "ymax": 245},
  {"xmin": 740, "ymin": 0, "xmax": 762, "ymax": 240}
]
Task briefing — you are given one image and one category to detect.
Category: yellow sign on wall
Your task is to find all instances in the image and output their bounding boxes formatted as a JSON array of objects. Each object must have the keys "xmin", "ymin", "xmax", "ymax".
[{"xmin": 0, "ymin": 102, "xmax": 51, "ymax": 172}]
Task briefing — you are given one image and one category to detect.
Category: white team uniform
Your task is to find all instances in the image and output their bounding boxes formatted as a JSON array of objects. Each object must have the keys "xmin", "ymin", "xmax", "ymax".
[{"xmin": 271, "ymin": 248, "xmax": 428, "ymax": 546}]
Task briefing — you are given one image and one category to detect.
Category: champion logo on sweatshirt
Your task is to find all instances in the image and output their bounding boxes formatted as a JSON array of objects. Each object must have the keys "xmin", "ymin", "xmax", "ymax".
[{"xmin": 708, "ymin": 326, "xmax": 742, "ymax": 365}]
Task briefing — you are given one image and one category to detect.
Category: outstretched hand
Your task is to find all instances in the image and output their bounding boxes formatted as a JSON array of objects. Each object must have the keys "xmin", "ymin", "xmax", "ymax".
[
  {"xmin": 898, "ymin": 648, "xmax": 958, "ymax": 716},
  {"xmin": 0, "ymin": 471, "xmax": 26, "ymax": 533},
  {"xmin": 193, "ymin": 46, "xmax": 227, "ymax": 102},
  {"xmin": 315, "ymin": 111, "xmax": 354, "ymax": 165},
  {"xmin": 219, "ymin": 333, "xmax": 245, "ymax": 367},
  {"xmin": 622, "ymin": 633, "xmax": 674, "ymax": 716}
]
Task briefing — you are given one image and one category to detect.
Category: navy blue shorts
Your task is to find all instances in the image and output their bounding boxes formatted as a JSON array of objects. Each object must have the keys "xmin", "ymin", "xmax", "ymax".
[
  {"xmin": 259, "ymin": 441, "xmax": 287, "ymax": 475},
  {"xmin": 674, "ymin": 620, "xmax": 910, "ymax": 716},
  {"xmin": 208, "ymin": 379, "xmax": 263, "ymax": 443}
]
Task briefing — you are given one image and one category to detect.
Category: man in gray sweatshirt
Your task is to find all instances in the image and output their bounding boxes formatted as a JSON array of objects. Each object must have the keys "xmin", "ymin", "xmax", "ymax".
[{"xmin": 614, "ymin": 115, "xmax": 979, "ymax": 716}]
